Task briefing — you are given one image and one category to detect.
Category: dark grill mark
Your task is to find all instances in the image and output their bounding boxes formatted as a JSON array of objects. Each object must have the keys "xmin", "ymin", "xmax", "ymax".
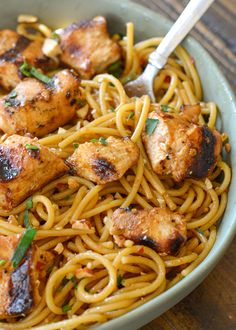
[
  {"xmin": 0, "ymin": 36, "xmax": 31, "ymax": 63},
  {"xmin": 0, "ymin": 147, "xmax": 20, "ymax": 182},
  {"xmin": 92, "ymin": 157, "xmax": 116, "ymax": 181},
  {"xmin": 138, "ymin": 236, "xmax": 157, "ymax": 250},
  {"xmin": 169, "ymin": 234, "xmax": 185, "ymax": 255},
  {"xmin": 8, "ymin": 252, "xmax": 33, "ymax": 315},
  {"xmin": 188, "ymin": 125, "xmax": 216, "ymax": 178}
]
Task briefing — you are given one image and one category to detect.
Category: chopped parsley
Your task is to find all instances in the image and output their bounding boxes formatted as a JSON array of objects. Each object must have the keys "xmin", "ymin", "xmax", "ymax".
[
  {"xmin": 73, "ymin": 143, "xmax": 79, "ymax": 149},
  {"xmin": 145, "ymin": 118, "xmax": 159, "ymax": 135},
  {"xmin": 127, "ymin": 111, "xmax": 135, "ymax": 120},
  {"xmin": 62, "ymin": 304, "xmax": 72, "ymax": 313},
  {"xmin": 25, "ymin": 144, "xmax": 39, "ymax": 150},
  {"xmin": 4, "ymin": 100, "xmax": 11, "ymax": 107},
  {"xmin": 117, "ymin": 274, "xmax": 124, "ymax": 289},
  {"xmin": 90, "ymin": 138, "xmax": 98, "ymax": 143},
  {"xmin": 19, "ymin": 61, "xmax": 52, "ymax": 84},
  {"xmin": 99, "ymin": 137, "xmax": 108, "ymax": 145},
  {"xmin": 11, "ymin": 227, "xmax": 37, "ymax": 267},
  {"xmin": 107, "ymin": 60, "xmax": 123, "ymax": 78},
  {"xmin": 0, "ymin": 260, "xmax": 6, "ymax": 267},
  {"xmin": 109, "ymin": 107, "xmax": 115, "ymax": 112}
]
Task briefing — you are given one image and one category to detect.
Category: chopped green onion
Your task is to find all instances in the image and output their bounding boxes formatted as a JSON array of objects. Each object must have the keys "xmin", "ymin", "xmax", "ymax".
[
  {"xmin": 107, "ymin": 60, "xmax": 123, "ymax": 78},
  {"xmin": 8, "ymin": 90, "xmax": 17, "ymax": 99},
  {"xmin": 76, "ymin": 98, "xmax": 86, "ymax": 107},
  {"xmin": 90, "ymin": 138, "xmax": 98, "ymax": 143},
  {"xmin": 30, "ymin": 67, "xmax": 52, "ymax": 84},
  {"xmin": 51, "ymin": 31, "xmax": 60, "ymax": 41},
  {"xmin": 62, "ymin": 304, "xmax": 72, "ymax": 313},
  {"xmin": 11, "ymin": 227, "xmax": 37, "ymax": 268},
  {"xmin": 0, "ymin": 260, "xmax": 6, "ymax": 267},
  {"xmin": 19, "ymin": 61, "xmax": 52, "ymax": 84},
  {"xmin": 4, "ymin": 100, "xmax": 11, "ymax": 107},
  {"xmin": 145, "ymin": 118, "xmax": 159, "ymax": 135},
  {"xmin": 99, "ymin": 137, "xmax": 108, "ymax": 145},
  {"xmin": 73, "ymin": 143, "xmax": 79, "ymax": 149},
  {"xmin": 127, "ymin": 111, "xmax": 135, "ymax": 120},
  {"xmin": 25, "ymin": 144, "xmax": 39, "ymax": 150},
  {"xmin": 117, "ymin": 274, "xmax": 124, "ymax": 289},
  {"xmin": 62, "ymin": 277, "xmax": 69, "ymax": 286},
  {"xmin": 70, "ymin": 276, "xmax": 76, "ymax": 283},
  {"xmin": 23, "ymin": 209, "xmax": 30, "ymax": 228},
  {"xmin": 196, "ymin": 228, "xmax": 205, "ymax": 236},
  {"xmin": 19, "ymin": 61, "xmax": 32, "ymax": 77},
  {"xmin": 160, "ymin": 104, "xmax": 173, "ymax": 112},
  {"xmin": 26, "ymin": 197, "xmax": 33, "ymax": 210}
]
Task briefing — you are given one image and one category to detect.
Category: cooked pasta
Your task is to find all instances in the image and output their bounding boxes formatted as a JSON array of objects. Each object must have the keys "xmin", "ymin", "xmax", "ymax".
[{"xmin": 0, "ymin": 18, "xmax": 231, "ymax": 330}]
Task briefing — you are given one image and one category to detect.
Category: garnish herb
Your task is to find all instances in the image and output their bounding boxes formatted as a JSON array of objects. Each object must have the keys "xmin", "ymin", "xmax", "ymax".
[
  {"xmin": 4, "ymin": 100, "xmax": 11, "ymax": 107},
  {"xmin": 127, "ymin": 111, "xmax": 135, "ymax": 120},
  {"xmin": 90, "ymin": 138, "xmax": 98, "ymax": 143},
  {"xmin": 51, "ymin": 31, "xmax": 60, "ymax": 41},
  {"xmin": 11, "ymin": 227, "xmax": 37, "ymax": 267},
  {"xmin": 73, "ymin": 143, "xmax": 79, "ymax": 149},
  {"xmin": 19, "ymin": 61, "xmax": 52, "ymax": 84},
  {"xmin": 145, "ymin": 118, "xmax": 159, "ymax": 135},
  {"xmin": 99, "ymin": 137, "xmax": 108, "ymax": 145},
  {"xmin": 26, "ymin": 197, "xmax": 33, "ymax": 209},
  {"xmin": 160, "ymin": 104, "xmax": 171, "ymax": 112},
  {"xmin": 23, "ymin": 210, "xmax": 30, "ymax": 228},
  {"xmin": 117, "ymin": 274, "xmax": 124, "ymax": 289},
  {"xmin": 196, "ymin": 228, "xmax": 205, "ymax": 236},
  {"xmin": 62, "ymin": 277, "xmax": 69, "ymax": 286},
  {"xmin": 109, "ymin": 107, "xmax": 115, "ymax": 112},
  {"xmin": 8, "ymin": 90, "xmax": 17, "ymax": 99},
  {"xmin": 70, "ymin": 276, "xmax": 76, "ymax": 283},
  {"xmin": 107, "ymin": 60, "xmax": 123, "ymax": 78},
  {"xmin": 62, "ymin": 304, "xmax": 72, "ymax": 313},
  {"xmin": 76, "ymin": 98, "xmax": 86, "ymax": 107},
  {"xmin": 0, "ymin": 260, "xmax": 6, "ymax": 267},
  {"xmin": 25, "ymin": 144, "xmax": 39, "ymax": 150}
]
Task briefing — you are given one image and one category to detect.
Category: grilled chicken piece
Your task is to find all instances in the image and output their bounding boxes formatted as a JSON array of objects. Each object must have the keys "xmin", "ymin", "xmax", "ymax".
[
  {"xmin": 59, "ymin": 16, "xmax": 122, "ymax": 79},
  {"xmin": 0, "ymin": 29, "xmax": 56, "ymax": 91},
  {"xmin": 142, "ymin": 105, "xmax": 222, "ymax": 182},
  {"xmin": 0, "ymin": 235, "xmax": 54, "ymax": 318},
  {"xmin": 109, "ymin": 207, "xmax": 187, "ymax": 255},
  {"xmin": 0, "ymin": 69, "xmax": 81, "ymax": 137},
  {"xmin": 0, "ymin": 134, "xmax": 68, "ymax": 211},
  {"xmin": 66, "ymin": 136, "xmax": 139, "ymax": 184}
]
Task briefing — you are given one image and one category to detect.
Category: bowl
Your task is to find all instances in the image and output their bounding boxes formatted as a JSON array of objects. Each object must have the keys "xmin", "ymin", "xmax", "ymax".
[{"xmin": 0, "ymin": 0, "xmax": 235, "ymax": 329}]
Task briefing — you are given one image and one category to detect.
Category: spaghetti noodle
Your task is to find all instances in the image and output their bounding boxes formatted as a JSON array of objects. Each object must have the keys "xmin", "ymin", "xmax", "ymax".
[{"xmin": 0, "ymin": 19, "xmax": 231, "ymax": 330}]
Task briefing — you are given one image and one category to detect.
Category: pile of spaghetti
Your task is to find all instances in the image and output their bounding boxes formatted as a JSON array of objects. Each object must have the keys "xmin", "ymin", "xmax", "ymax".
[{"xmin": 0, "ymin": 20, "xmax": 231, "ymax": 330}]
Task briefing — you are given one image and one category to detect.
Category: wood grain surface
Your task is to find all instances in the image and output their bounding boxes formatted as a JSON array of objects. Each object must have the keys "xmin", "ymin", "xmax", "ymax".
[{"xmin": 132, "ymin": 0, "xmax": 236, "ymax": 329}]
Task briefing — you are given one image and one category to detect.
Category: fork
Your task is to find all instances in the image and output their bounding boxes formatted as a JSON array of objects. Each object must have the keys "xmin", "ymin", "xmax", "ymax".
[{"xmin": 124, "ymin": 0, "xmax": 215, "ymax": 102}]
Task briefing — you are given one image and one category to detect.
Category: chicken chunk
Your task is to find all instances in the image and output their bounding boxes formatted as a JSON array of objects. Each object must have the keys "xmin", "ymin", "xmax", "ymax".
[
  {"xmin": 59, "ymin": 16, "xmax": 122, "ymax": 79},
  {"xmin": 0, "ymin": 69, "xmax": 81, "ymax": 137},
  {"xmin": 109, "ymin": 207, "xmax": 187, "ymax": 255},
  {"xmin": 142, "ymin": 105, "xmax": 222, "ymax": 182},
  {"xmin": 0, "ymin": 29, "xmax": 56, "ymax": 90},
  {"xmin": 66, "ymin": 136, "xmax": 139, "ymax": 184},
  {"xmin": 0, "ymin": 134, "xmax": 68, "ymax": 211},
  {"xmin": 0, "ymin": 235, "xmax": 54, "ymax": 318}
]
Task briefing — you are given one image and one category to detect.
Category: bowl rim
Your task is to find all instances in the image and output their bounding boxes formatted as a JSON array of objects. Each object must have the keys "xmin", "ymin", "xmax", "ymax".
[{"xmin": 94, "ymin": 0, "xmax": 236, "ymax": 328}]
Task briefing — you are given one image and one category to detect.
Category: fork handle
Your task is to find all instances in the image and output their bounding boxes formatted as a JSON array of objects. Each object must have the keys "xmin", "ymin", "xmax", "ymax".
[{"xmin": 148, "ymin": 0, "xmax": 215, "ymax": 70}]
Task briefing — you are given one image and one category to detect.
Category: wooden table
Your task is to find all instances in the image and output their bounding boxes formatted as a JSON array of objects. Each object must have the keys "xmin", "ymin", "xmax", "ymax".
[{"xmin": 133, "ymin": 0, "xmax": 236, "ymax": 329}]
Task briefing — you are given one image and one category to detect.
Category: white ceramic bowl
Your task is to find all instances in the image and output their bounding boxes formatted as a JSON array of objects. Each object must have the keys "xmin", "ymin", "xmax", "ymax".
[{"xmin": 0, "ymin": 0, "xmax": 235, "ymax": 329}]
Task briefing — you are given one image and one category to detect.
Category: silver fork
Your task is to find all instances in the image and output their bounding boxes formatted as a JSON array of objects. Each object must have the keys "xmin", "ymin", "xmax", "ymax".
[{"xmin": 124, "ymin": 0, "xmax": 215, "ymax": 102}]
